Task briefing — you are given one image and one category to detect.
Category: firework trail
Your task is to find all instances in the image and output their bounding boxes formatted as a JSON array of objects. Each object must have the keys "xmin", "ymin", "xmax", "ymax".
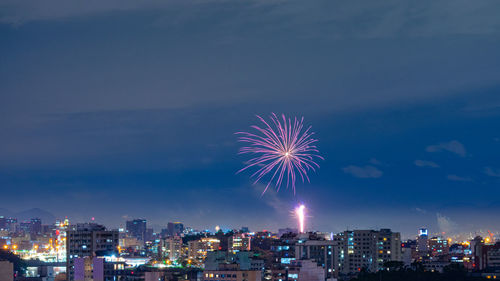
[
  {"xmin": 295, "ymin": 204, "xmax": 306, "ymax": 233},
  {"xmin": 236, "ymin": 113, "xmax": 323, "ymax": 195}
]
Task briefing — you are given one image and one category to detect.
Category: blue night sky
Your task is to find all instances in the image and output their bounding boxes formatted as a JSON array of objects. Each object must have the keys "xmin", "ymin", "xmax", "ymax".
[{"xmin": 1, "ymin": 0, "xmax": 500, "ymax": 238}]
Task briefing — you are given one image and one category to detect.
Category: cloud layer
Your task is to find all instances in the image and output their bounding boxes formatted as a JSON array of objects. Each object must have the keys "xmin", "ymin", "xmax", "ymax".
[
  {"xmin": 414, "ymin": 160, "xmax": 440, "ymax": 168},
  {"xmin": 342, "ymin": 165, "xmax": 383, "ymax": 179},
  {"xmin": 484, "ymin": 167, "xmax": 500, "ymax": 177},
  {"xmin": 447, "ymin": 174, "xmax": 472, "ymax": 182},
  {"xmin": 426, "ymin": 140, "xmax": 467, "ymax": 157}
]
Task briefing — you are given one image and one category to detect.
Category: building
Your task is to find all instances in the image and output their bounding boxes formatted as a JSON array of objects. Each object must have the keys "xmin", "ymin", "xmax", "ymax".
[
  {"xmin": 145, "ymin": 228, "xmax": 154, "ymax": 242},
  {"xmin": 334, "ymin": 229, "xmax": 402, "ymax": 276},
  {"xmin": 126, "ymin": 219, "xmax": 147, "ymax": 242},
  {"xmin": 188, "ymin": 238, "xmax": 220, "ymax": 261},
  {"xmin": 0, "ymin": 261, "xmax": 13, "ymax": 281},
  {"xmin": 416, "ymin": 229, "xmax": 429, "ymax": 256},
  {"xmin": 203, "ymin": 263, "xmax": 261, "ymax": 281},
  {"xmin": 30, "ymin": 218, "xmax": 42, "ymax": 236},
  {"xmin": 294, "ymin": 233, "xmax": 337, "ymax": 279},
  {"xmin": 66, "ymin": 223, "xmax": 119, "ymax": 281},
  {"xmin": 278, "ymin": 228, "xmax": 298, "ymax": 237},
  {"xmin": 477, "ymin": 242, "xmax": 500, "ymax": 270},
  {"xmin": 429, "ymin": 236, "xmax": 449, "ymax": 257},
  {"xmin": 73, "ymin": 256, "xmax": 125, "ymax": 281},
  {"xmin": 24, "ymin": 260, "xmax": 66, "ymax": 280},
  {"xmin": 205, "ymin": 251, "xmax": 264, "ymax": 271},
  {"xmin": 162, "ymin": 236, "xmax": 183, "ymax": 261},
  {"xmin": 143, "ymin": 269, "xmax": 201, "ymax": 281},
  {"xmin": 421, "ymin": 259, "xmax": 450, "ymax": 273},
  {"xmin": 0, "ymin": 217, "xmax": 6, "ymax": 230},
  {"xmin": 166, "ymin": 222, "xmax": 184, "ymax": 237},
  {"xmin": 3, "ymin": 218, "xmax": 17, "ymax": 233},
  {"xmin": 268, "ymin": 259, "xmax": 325, "ymax": 281},
  {"xmin": 401, "ymin": 241, "xmax": 416, "ymax": 266},
  {"xmin": 229, "ymin": 234, "xmax": 251, "ymax": 253}
]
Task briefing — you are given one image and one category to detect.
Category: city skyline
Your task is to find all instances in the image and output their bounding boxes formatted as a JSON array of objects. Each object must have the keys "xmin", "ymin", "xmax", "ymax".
[
  {"xmin": 0, "ymin": 208, "xmax": 498, "ymax": 242},
  {"xmin": 1, "ymin": 0, "xmax": 500, "ymax": 240}
]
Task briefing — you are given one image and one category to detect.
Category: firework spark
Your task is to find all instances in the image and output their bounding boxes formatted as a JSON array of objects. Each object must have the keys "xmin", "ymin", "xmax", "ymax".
[{"xmin": 236, "ymin": 113, "xmax": 323, "ymax": 194}]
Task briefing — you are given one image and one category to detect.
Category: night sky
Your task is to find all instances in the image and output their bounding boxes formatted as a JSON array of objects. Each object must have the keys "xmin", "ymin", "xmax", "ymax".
[{"xmin": 1, "ymin": 0, "xmax": 500, "ymax": 238}]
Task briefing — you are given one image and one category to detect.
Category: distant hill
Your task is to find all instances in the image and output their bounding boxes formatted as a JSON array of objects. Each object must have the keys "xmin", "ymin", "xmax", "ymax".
[{"xmin": 0, "ymin": 208, "xmax": 56, "ymax": 224}]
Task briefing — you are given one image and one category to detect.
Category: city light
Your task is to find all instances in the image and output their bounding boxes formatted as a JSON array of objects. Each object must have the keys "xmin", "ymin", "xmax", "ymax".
[{"xmin": 295, "ymin": 204, "xmax": 306, "ymax": 233}]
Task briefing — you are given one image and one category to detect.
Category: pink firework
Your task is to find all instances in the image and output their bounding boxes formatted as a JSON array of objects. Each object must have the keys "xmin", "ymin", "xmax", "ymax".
[{"xmin": 237, "ymin": 113, "xmax": 323, "ymax": 194}]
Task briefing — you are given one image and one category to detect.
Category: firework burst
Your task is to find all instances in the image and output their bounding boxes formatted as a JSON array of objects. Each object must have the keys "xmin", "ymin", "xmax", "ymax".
[{"xmin": 236, "ymin": 113, "xmax": 323, "ymax": 195}]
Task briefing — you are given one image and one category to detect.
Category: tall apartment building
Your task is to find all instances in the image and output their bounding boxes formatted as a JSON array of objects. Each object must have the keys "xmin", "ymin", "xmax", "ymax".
[
  {"xmin": 188, "ymin": 238, "xmax": 220, "ymax": 261},
  {"xmin": 30, "ymin": 218, "xmax": 42, "ymax": 236},
  {"xmin": 416, "ymin": 228, "xmax": 429, "ymax": 255},
  {"xmin": 474, "ymin": 240, "xmax": 500, "ymax": 270},
  {"xmin": 126, "ymin": 219, "xmax": 147, "ymax": 242},
  {"xmin": 334, "ymin": 229, "xmax": 402, "ymax": 275},
  {"xmin": 161, "ymin": 236, "xmax": 183, "ymax": 261},
  {"xmin": 229, "ymin": 234, "xmax": 251, "ymax": 253},
  {"xmin": 293, "ymin": 233, "xmax": 337, "ymax": 280},
  {"xmin": 429, "ymin": 236, "xmax": 449, "ymax": 257},
  {"xmin": 66, "ymin": 223, "xmax": 119, "ymax": 281}
]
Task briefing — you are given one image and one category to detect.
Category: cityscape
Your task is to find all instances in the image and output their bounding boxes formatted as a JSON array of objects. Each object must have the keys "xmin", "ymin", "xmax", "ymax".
[
  {"xmin": 0, "ymin": 213, "xmax": 499, "ymax": 280},
  {"xmin": 2, "ymin": 0, "xmax": 500, "ymax": 281}
]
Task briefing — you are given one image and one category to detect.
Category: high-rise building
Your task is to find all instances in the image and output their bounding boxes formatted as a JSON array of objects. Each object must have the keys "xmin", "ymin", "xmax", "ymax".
[
  {"xmin": 145, "ymin": 228, "xmax": 154, "ymax": 242},
  {"xmin": 66, "ymin": 223, "xmax": 119, "ymax": 281},
  {"xmin": 294, "ymin": 233, "xmax": 337, "ymax": 279},
  {"xmin": 161, "ymin": 236, "xmax": 183, "ymax": 261},
  {"xmin": 126, "ymin": 219, "xmax": 147, "ymax": 242},
  {"xmin": 30, "ymin": 218, "xmax": 42, "ymax": 236},
  {"xmin": 188, "ymin": 238, "xmax": 220, "ymax": 261},
  {"xmin": 416, "ymin": 228, "xmax": 429, "ymax": 255},
  {"xmin": 0, "ymin": 216, "xmax": 6, "ymax": 230},
  {"xmin": 229, "ymin": 234, "xmax": 251, "ymax": 253},
  {"xmin": 429, "ymin": 236, "xmax": 449, "ymax": 257},
  {"xmin": 474, "ymin": 239, "xmax": 500, "ymax": 270},
  {"xmin": 166, "ymin": 222, "xmax": 184, "ymax": 237},
  {"xmin": 334, "ymin": 229, "xmax": 402, "ymax": 276},
  {"xmin": 4, "ymin": 218, "xmax": 17, "ymax": 233}
]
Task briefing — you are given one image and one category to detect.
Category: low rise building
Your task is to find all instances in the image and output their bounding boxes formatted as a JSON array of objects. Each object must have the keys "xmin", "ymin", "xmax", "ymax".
[
  {"xmin": 203, "ymin": 263, "xmax": 261, "ymax": 281},
  {"xmin": 0, "ymin": 260, "xmax": 13, "ymax": 281}
]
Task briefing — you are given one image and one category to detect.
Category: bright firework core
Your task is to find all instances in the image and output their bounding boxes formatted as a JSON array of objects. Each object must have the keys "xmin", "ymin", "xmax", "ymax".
[{"xmin": 296, "ymin": 204, "xmax": 306, "ymax": 233}]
